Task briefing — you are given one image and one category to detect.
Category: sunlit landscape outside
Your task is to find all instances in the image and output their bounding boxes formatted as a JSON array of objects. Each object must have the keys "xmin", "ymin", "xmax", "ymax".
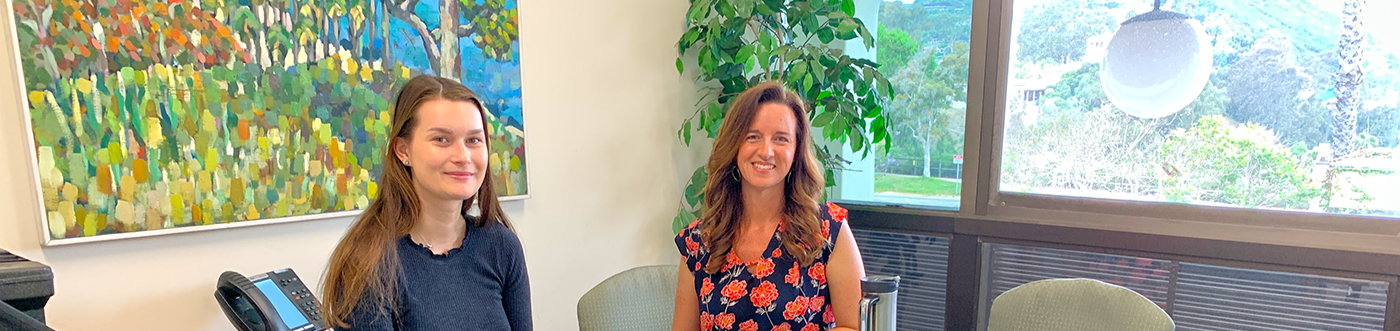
[
  {"xmin": 1000, "ymin": 0, "xmax": 1400, "ymax": 217},
  {"xmin": 868, "ymin": 0, "xmax": 972, "ymax": 209}
]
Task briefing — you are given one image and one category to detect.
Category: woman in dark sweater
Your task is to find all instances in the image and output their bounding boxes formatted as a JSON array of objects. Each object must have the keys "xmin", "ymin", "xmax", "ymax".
[{"xmin": 320, "ymin": 75, "xmax": 532, "ymax": 331}]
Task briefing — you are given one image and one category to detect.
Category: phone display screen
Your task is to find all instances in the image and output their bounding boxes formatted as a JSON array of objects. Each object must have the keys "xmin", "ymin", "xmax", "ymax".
[{"xmin": 253, "ymin": 279, "xmax": 310, "ymax": 328}]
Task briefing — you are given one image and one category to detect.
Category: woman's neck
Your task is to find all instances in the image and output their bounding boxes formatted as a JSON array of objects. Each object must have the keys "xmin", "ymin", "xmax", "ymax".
[
  {"xmin": 741, "ymin": 184, "xmax": 784, "ymax": 229},
  {"xmin": 411, "ymin": 198, "xmax": 468, "ymax": 252}
]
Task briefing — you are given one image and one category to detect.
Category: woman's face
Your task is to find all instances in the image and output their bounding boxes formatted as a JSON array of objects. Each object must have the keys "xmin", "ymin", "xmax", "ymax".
[
  {"xmin": 394, "ymin": 99, "xmax": 489, "ymax": 204},
  {"xmin": 737, "ymin": 103, "xmax": 799, "ymax": 192}
]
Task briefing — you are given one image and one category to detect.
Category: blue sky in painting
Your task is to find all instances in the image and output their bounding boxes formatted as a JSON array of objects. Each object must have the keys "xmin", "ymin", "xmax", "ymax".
[{"xmin": 381, "ymin": 0, "xmax": 525, "ymax": 128}]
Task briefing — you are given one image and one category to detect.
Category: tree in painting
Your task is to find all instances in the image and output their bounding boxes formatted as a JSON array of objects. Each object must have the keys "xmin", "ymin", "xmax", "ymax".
[{"xmin": 9, "ymin": 0, "xmax": 528, "ymax": 242}]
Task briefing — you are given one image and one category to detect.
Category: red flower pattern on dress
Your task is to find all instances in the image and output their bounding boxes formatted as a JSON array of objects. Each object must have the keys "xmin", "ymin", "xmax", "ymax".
[
  {"xmin": 827, "ymin": 202, "xmax": 848, "ymax": 222},
  {"xmin": 700, "ymin": 312, "xmax": 714, "ymax": 330},
  {"xmin": 785, "ymin": 262, "xmax": 802, "ymax": 286},
  {"xmin": 783, "ymin": 296, "xmax": 809, "ymax": 320},
  {"xmin": 808, "ymin": 262, "xmax": 826, "ymax": 284},
  {"xmin": 700, "ymin": 277, "xmax": 715, "ymax": 297},
  {"xmin": 750, "ymin": 259, "xmax": 775, "ymax": 278},
  {"xmin": 808, "ymin": 295, "xmax": 825, "ymax": 313},
  {"xmin": 678, "ymin": 204, "xmax": 853, "ymax": 331},
  {"xmin": 725, "ymin": 252, "xmax": 744, "ymax": 270},
  {"xmin": 750, "ymin": 281, "xmax": 779, "ymax": 308},
  {"xmin": 686, "ymin": 236, "xmax": 700, "ymax": 254},
  {"xmin": 716, "ymin": 313, "xmax": 736, "ymax": 330},
  {"xmin": 739, "ymin": 320, "xmax": 758, "ymax": 331},
  {"xmin": 722, "ymin": 280, "xmax": 748, "ymax": 302}
]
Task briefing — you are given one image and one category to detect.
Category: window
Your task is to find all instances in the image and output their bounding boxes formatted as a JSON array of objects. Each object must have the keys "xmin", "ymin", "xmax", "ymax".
[
  {"xmin": 999, "ymin": 0, "xmax": 1400, "ymax": 220},
  {"xmin": 833, "ymin": 0, "xmax": 973, "ymax": 211},
  {"xmin": 835, "ymin": 0, "xmax": 1400, "ymax": 329}
]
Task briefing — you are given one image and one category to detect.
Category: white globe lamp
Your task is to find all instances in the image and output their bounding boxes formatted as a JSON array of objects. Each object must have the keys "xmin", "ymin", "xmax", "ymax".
[{"xmin": 1100, "ymin": 1, "xmax": 1212, "ymax": 119}]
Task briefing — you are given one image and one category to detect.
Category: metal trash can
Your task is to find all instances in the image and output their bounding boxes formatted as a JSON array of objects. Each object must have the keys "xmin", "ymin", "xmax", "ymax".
[
  {"xmin": 0, "ymin": 248, "xmax": 54, "ymax": 324},
  {"xmin": 859, "ymin": 275, "xmax": 899, "ymax": 331}
]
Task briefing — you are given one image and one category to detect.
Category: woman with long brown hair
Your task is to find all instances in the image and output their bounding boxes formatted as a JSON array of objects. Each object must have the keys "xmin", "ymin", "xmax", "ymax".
[
  {"xmin": 320, "ymin": 75, "xmax": 531, "ymax": 331},
  {"xmin": 672, "ymin": 82, "xmax": 865, "ymax": 331}
]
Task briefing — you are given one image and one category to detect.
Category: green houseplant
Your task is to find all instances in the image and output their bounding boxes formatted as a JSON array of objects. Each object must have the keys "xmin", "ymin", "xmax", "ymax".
[{"xmin": 673, "ymin": 0, "xmax": 895, "ymax": 232}]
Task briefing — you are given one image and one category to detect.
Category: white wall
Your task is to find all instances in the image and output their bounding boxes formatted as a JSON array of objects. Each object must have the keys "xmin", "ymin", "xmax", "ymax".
[{"xmin": 0, "ymin": 0, "xmax": 695, "ymax": 329}]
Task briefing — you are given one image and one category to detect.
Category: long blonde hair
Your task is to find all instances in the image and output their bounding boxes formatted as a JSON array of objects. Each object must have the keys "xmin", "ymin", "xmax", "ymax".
[
  {"xmin": 699, "ymin": 81, "xmax": 825, "ymax": 274},
  {"xmin": 320, "ymin": 75, "xmax": 513, "ymax": 328}
]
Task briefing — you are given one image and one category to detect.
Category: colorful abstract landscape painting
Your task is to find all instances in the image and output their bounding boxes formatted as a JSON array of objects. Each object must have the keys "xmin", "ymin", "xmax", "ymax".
[{"xmin": 8, "ymin": 0, "xmax": 527, "ymax": 244}]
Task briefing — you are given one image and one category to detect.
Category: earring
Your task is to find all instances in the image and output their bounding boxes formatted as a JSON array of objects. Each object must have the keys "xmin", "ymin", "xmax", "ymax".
[
  {"xmin": 402, "ymin": 159, "xmax": 410, "ymax": 167},
  {"xmin": 731, "ymin": 167, "xmax": 741, "ymax": 182}
]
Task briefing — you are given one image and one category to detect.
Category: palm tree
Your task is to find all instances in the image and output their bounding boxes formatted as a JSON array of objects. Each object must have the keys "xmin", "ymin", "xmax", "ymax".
[{"xmin": 1331, "ymin": 0, "xmax": 1365, "ymax": 159}]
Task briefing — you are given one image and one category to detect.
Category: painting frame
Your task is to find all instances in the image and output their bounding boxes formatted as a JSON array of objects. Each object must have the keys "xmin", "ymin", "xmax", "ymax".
[{"xmin": 4, "ymin": 0, "xmax": 529, "ymax": 246}]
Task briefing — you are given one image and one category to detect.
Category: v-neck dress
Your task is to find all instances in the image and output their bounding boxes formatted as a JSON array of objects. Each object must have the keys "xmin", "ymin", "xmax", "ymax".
[{"xmin": 674, "ymin": 202, "xmax": 850, "ymax": 331}]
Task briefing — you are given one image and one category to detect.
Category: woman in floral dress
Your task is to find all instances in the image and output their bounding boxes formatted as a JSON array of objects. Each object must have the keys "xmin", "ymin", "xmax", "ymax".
[{"xmin": 672, "ymin": 81, "xmax": 865, "ymax": 331}]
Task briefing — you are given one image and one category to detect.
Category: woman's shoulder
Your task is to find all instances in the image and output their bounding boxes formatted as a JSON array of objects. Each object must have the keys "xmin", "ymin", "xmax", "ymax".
[
  {"xmin": 468, "ymin": 217, "xmax": 524, "ymax": 252},
  {"xmin": 675, "ymin": 219, "xmax": 709, "ymax": 261},
  {"xmin": 817, "ymin": 201, "xmax": 848, "ymax": 249},
  {"xmin": 819, "ymin": 201, "xmax": 849, "ymax": 224}
]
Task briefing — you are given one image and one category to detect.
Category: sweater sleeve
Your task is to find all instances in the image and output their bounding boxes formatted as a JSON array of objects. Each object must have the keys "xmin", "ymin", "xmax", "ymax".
[
  {"xmin": 500, "ymin": 228, "xmax": 534, "ymax": 331},
  {"xmin": 339, "ymin": 292, "xmax": 397, "ymax": 331}
]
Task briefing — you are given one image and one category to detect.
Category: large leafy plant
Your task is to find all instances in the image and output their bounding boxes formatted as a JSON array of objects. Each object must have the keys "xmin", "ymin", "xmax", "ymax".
[{"xmin": 673, "ymin": 0, "xmax": 895, "ymax": 232}]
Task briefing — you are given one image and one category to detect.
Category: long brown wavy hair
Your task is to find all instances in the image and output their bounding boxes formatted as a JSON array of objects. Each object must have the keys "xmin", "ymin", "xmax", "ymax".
[
  {"xmin": 699, "ymin": 81, "xmax": 825, "ymax": 274},
  {"xmin": 320, "ymin": 75, "xmax": 513, "ymax": 328}
]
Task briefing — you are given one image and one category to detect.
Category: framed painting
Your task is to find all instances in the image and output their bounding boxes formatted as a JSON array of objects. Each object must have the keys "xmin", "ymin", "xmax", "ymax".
[{"xmin": 5, "ymin": 0, "xmax": 527, "ymax": 245}]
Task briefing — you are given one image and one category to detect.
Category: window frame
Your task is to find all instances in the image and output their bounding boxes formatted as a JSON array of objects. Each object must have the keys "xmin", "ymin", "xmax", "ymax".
[
  {"xmin": 834, "ymin": 0, "xmax": 1400, "ymax": 254},
  {"xmin": 838, "ymin": 0, "xmax": 1400, "ymax": 330}
]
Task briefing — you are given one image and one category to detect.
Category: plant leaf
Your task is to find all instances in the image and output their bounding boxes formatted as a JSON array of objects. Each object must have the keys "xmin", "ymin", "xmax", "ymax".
[
  {"xmin": 802, "ymin": 73, "xmax": 814, "ymax": 94},
  {"xmin": 817, "ymin": 27, "xmax": 834, "ymax": 44},
  {"xmin": 734, "ymin": 0, "xmax": 754, "ymax": 17},
  {"xmin": 676, "ymin": 58, "xmax": 684, "ymax": 74},
  {"xmin": 784, "ymin": 46, "xmax": 803, "ymax": 62},
  {"xmin": 857, "ymin": 19, "xmax": 874, "ymax": 49},
  {"xmin": 809, "ymin": 59, "xmax": 826, "ymax": 83},
  {"xmin": 685, "ymin": 166, "xmax": 707, "ymax": 207},
  {"xmin": 683, "ymin": 120, "xmax": 692, "ymax": 145},
  {"xmin": 813, "ymin": 110, "xmax": 836, "ymax": 127},
  {"xmin": 737, "ymin": 44, "xmax": 756, "ymax": 62},
  {"xmin": 871, "ymin": 115, "xmax": 886, "ymax": 143},
  {"xmin": 791, "ymin": 61, "xmax": 809, "ymax": 81},
  {"xmin": 841, "ymin": 0, "xmax": 855, "ymax": 16},
  {"xmin": 687, "ymin": 0, "xmax": 713, "ymax": 23},
  {"xmin": 673, "ymin": 211, "xmax": 686, "ymax": 234},
  {"xmin": 850, "ymin": 123, "xmax": 866, "ymax": 154}
]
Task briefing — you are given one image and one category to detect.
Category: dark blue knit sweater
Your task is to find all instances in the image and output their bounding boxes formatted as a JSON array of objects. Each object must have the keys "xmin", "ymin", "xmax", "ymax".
[{"xmin": 342, "ymin": 218, "xmax": 531, "ymax": 331}]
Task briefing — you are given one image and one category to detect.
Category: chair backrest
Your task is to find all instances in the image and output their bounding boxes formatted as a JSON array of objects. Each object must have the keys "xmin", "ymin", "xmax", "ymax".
[
  {"xmin": 988, "ymin": 278, "xmax": 1174, "ymax": 331},
  {"xmin": 577, "ymin": 265, "xmax": 678, "ymax": 331}
]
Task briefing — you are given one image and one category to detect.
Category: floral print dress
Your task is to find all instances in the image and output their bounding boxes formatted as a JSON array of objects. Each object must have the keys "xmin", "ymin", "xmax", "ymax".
[{"xmin": 675, "ymin": 202, "xmax": 850, "ymax": 331}]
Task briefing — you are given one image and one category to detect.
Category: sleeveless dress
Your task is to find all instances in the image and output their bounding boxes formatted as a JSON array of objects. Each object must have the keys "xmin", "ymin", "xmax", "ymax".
[{"xmin": 674, "ymin": 202, "xmax": 850, "ymax": 331}]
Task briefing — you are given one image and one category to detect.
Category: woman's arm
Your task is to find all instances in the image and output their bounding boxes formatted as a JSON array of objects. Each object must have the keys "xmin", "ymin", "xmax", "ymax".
[
  {"xmin": 338, "ymin": 295, "xmax": 397, "ymax": 331},
  {"xmin": 826, "ymin": 222, "xmax": 866, "ymax": 331},
  {"xmin": 503, "ymin": 232, "xmax": 533, "ymax": 331},
  {"xmin": 671, "ymin": 257, "xmax": 700, "ymax": 331}
]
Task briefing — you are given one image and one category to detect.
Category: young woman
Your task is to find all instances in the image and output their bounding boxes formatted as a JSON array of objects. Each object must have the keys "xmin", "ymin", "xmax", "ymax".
[
  {"xmin": 321, "ymin": 75, "xmax": 531, "ymax": 331},
  {"xmin": 673, "ymin": 82, "xmax": 865, "ymax": 331}
]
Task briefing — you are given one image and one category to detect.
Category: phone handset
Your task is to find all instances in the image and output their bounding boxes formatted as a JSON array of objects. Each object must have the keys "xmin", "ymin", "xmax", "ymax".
[{"xmin": 214, "ymin": 269, "xmax": 326, "ymax": 331}]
